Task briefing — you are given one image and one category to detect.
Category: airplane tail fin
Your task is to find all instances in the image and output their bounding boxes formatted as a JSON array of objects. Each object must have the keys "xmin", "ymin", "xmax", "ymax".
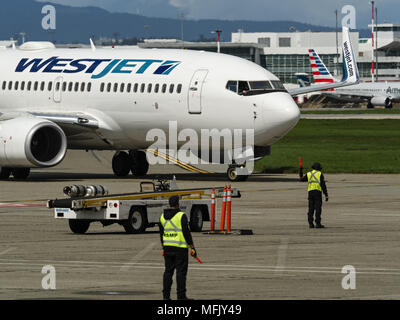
[
  {"xmin": 308, "ymin": 49, "xmax": 335, "ymax": 84},
  {"xmin": 288, "ymin": 27, "xmax": 359, "ymax": 96},
  {"xmin": 295, "ymin": 73, "xmax": 311, "ymax": 87}
]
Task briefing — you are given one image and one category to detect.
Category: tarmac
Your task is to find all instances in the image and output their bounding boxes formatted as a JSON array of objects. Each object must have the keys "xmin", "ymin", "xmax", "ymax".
[{"xmin": 0, "ymin": 150, "xmax": 400, "ymax": 300}]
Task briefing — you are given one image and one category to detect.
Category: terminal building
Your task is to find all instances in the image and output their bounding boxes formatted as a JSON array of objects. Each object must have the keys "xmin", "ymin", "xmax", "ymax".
[{"xmin": 140, "ymin": 23, "xmax": 400, "ymax": 85}]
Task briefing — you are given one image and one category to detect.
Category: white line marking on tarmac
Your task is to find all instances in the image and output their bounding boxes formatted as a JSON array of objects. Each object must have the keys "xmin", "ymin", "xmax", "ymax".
[
  {"xmin": 1, "ymin": 258, "xmax": 400, "ymax": 276},
  {"xmin": 0, "ymin": 248, "xmax": 16, "ymax": 256},
  {"xmin": 120, "ymin": 242, "xmax": 157, "ymax": 271}
]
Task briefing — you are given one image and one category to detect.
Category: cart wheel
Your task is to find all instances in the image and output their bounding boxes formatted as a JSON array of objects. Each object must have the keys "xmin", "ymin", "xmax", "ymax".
[
  {"xmin": 190, "ymin": 207, "xmax": 204, "ymax": 232},
  {"xmin": 69, "ymin": 220, "xmax": 90, "ymax": 234},
  {"xmin": 124, "ymin": 207, "xmax": 147, "ymax": 234}
]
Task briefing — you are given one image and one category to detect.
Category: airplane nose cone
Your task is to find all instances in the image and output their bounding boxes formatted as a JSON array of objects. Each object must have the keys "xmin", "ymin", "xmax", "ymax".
[{"xmin": 256, "ymin": 92, "xmax": 300, "ymax": 145}]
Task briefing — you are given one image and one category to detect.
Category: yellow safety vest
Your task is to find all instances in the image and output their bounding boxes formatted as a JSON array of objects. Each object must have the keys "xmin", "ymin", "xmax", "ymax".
[
  {"xmin": 160, "ymin": 211, "xmax": 189, "ymax": 249},
  {"xmin": 307, "ymin": 170, "xmax": 322, "ymax": 192}
]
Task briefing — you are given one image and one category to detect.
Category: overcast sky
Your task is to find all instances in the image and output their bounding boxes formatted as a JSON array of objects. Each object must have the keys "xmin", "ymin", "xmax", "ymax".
[{"xmin": 38, "ymin": 0, "xmax": 400, "ymax": 29}]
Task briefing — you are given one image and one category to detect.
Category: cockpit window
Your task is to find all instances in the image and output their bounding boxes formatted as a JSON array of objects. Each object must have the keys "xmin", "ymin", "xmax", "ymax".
[
  {"xmin": 249, "ymin": 81, "xmax": 273, "ymax": 90},
  {"xmin": 226, "ymin": 81, "xmax": 237, "ymax": 93},
  {"xmin": 226, "ymin": 80, "xmax": 286, "ymax": 96},
  {"xmin": 271, "ymin": 80, "xmax": 285, "ymax": 90}
]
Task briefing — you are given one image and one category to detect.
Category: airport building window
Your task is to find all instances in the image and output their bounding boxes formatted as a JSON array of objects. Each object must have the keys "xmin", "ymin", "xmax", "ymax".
[
  {"xmin": 147, "ymin": 83, "xmax": 152, "ymax": 93},
  {"xmin": 177, "ymin": 84, "xmax": 182, "ymax": 94},
  {"xmin": 169, "ymin": 84, "xmax": 174, "ymax": 94},
  {"xmin": 258, "ymin": 37, "xmax": 271, "ymax": 47},
  {"xmin": 140, "ymin": 83, "xmax": 145, "ymax": 93},
  {"xmin": 154, "ymin": 84, "xmax": 159, "ymax": 93},
  {"xmin": 279, "ymin": 37, "xmax": 291, "ymax": 47},
  {"xmin": 162, "ymin": 84, "xmax": 167, "ymax": 93}
]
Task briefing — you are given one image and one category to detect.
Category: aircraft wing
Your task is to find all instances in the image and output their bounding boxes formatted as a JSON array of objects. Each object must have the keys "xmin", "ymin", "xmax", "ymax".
[{"xmin": 288, "ymin": 27, "xmax": 359, "ymax": 96}]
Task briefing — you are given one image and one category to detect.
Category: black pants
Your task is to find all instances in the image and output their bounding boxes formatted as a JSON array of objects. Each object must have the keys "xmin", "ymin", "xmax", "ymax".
[
  {"xmin": 308, "ymin": 190, "xmax": 322, "ymax": 225},
  {"xmin": 163, "ymin": 247, "xmax": 188, "ymax": 299}
]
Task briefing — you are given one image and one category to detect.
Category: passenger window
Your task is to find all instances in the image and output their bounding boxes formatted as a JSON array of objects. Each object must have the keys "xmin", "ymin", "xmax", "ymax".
[
  {"xmin": 27, "ymin": 81, "xmax": 32, "ymax": 91},
  {"xmin": 107, "ymin": 83, "xmax": 111, "ymax": 92},
  {"xmin": 34, "ymin": 81, "xmax": 38, "ymax": 91},
  {"xmin": 62, "ymin": 82, "xmax": 67, "ymax": 92},
  {"xmin": 162, "ymin": 84, "xmax": 167, "ymax": 93},
  {"xmin": 55, "ymin": 82, "xmax": 60, "ymax": 91},
  {"xmin": 74, "ymin": 82, "xmax": 79, "ymax": 92},
  {"xmin": 14, "ymin": 81, "xmax": 19, "ymax": 90},
  {"xmin": 169, "ymin": 84, "xmax": 175, "ymax": 93},
  {"xmin": 48, "ymin": 82, "xmax": 52, "ymax": 91},
  {"xmin": 114, "ymin": 83, "xmax": 118, "ymax": 93},
  {"xmin": 147, "ymin": 84, "xmax": 152, "ymax": 93},
  {"xmin": 68, "ymin": 82, "xmax": 73, "ymax": 92},
  {"xmin": 21, "ymin": 81, "xmax": 25, "ymax": 91},
  {"xmin": 8, "ymin": 81, "xmax": 13, "ymax": 90},
  {"xmin": 226, "ymin": 81, "xmax": 238, "ymax": 93},
  {"xmin": 140, "ymin": 83, "xmax": 145, "ymax": 93},
  {"xmin": 120, "ymin": 83, "xmax": 125, "ymax": 93},
  {"xmin": 2, "ymin": 81, "xmax": 6, "ymax": 90},
  {"xmin": 87, "ymin": 83, "xmax": 92, "ymax": 92},
  {"xmin": 127, "ymin": 83, "xmax": 131, "ymax": 93},
  {"xmin": 80, "ymin": 82, "xmax": 85, "ymax": 92},
  {"xmin": 177, "ymin": 84, "xmax": 182, "ymax": 94},
  {"xmin": 154, "ymin": 84, "xmax": 159, "ymax": 93},
  {"xmin": 41, "ymin": 81, "xmax": 45, "ymax": 91}
]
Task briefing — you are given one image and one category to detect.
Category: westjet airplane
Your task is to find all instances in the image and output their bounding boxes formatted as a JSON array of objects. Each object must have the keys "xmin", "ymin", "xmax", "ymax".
[
  {"xmin": 308, "ymin": 48, "xmax": 399, "ymax": 108},
  {"xmin": 0, "ymin": 27, "xmax": 358, "ymax": 181}
]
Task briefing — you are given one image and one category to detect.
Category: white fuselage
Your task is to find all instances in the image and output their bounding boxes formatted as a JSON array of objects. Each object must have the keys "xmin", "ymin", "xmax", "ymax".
[{"xmin": 0, "ymin": 46, "xmax": 300, "ymax": 153}]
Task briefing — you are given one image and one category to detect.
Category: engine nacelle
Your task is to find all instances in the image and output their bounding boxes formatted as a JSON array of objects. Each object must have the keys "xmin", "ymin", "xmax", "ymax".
[
  {"xmin": 0, "ymin": 117, "xmax": 67, "ymax": 168},
  {"xmin": 370, "ymin": 96, "xmax": 390, "ymax": 107}
]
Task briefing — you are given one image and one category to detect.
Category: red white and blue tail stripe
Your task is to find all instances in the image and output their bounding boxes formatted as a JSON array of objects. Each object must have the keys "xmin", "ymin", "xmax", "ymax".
[{"xmin": 308, "ymin": 49, "xmax": 335, "ymax": 84}]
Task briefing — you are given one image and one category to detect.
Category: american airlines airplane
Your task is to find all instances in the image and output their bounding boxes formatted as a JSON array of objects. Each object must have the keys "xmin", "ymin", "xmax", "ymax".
[
  {"xmin": 308, "ymin": 48, "xmax": 400, "ymax": 108},
  {"xmin": 0, "ymin": 27, "xmax": 358, "ymax": 182}
]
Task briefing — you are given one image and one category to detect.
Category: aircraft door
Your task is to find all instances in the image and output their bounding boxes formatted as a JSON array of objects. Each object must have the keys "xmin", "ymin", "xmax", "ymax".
[
  {"xmin": 53, "ymin": 76, "xmax": 63, "ymax": 103},
  {"xmin": 188, "ymin": 69, "xmax": 208, "ymax": 114}
]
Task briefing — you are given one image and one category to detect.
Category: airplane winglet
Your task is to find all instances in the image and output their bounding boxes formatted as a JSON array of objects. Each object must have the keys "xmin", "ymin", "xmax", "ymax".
[
  {"xmin": 289, "ymin": 27, "xmax": 360, "ymax": 96},
  {"xmin": 90, "ymin": 38, "xmax": 96, "ymax": 52}
]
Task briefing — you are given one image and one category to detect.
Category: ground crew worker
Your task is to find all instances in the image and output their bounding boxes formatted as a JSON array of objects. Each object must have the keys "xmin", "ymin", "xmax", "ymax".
[
  {"xmin": 159, "ymin": 195, "xmax": 196, "ymax": 300},
  {"xmin": 299, "ymin": 162, "xmax": 329, "ymax": 228}
]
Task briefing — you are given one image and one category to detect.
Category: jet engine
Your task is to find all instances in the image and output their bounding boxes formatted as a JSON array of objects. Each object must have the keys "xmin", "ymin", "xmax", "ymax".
[
  {"xmin": 0, "ymin": 117, "xmax": 67, "ymax": 168},
  {"xmin": 370, "ymin": 96, "xmax": 392, "ymax": 108}
]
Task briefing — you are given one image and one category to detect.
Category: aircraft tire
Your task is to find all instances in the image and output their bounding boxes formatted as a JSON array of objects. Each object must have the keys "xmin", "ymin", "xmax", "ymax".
[
  {"xmin": 130, "ymin": 150, "xmax": 149, "ymax": 176},
  {"xmin": 112, "ymin": 151, "xmax": 132, "ymax": 177},
  {"xmin": 12, "ymin": 168, "xmax": 30, "ymax": 180}
]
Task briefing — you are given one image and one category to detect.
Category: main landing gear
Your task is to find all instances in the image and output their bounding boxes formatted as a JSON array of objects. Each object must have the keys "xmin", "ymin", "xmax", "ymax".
[
  {"xmin": 112, "ymin": 150, "xmax": 149, "ymax": 177},
  {"xmin": 227, "ymin": 164, "xmax": 249, "ymax": 182}
]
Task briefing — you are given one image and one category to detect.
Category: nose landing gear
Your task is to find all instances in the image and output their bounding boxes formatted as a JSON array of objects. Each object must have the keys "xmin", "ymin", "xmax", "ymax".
[{"xmin": 227, "ymin": 164, "xmax": 249, "ymax": 182}]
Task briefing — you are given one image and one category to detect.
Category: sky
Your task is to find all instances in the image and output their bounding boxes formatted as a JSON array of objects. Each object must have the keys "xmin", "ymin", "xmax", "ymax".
[{"xmin": 37, "ymin": 0, "xmax": 400, "ymax": 29}]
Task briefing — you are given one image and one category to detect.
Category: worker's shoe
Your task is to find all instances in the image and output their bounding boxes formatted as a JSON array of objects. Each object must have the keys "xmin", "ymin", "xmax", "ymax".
[
  {"xmin": 315, "ymin": 224, "xmax": 325, "ymax": 228},
  {"xmin": 309, "ymin": 224, "xmax": 315, "ymax": 229}
]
